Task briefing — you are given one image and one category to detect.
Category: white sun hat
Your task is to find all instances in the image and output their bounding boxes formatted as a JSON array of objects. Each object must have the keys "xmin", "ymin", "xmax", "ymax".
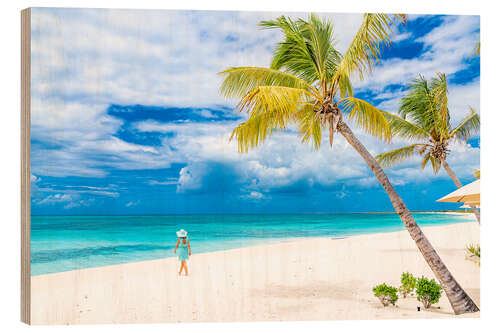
[{"xmin": 176, "ymin": 229, "xmax": 188, "ymax": 237}]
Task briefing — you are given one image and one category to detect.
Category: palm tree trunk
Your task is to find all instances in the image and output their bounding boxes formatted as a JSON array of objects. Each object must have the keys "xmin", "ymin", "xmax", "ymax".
[
  {"xmin": 337, "ymin": 121, "xmax": 479, "ymax": 314},
  {"xmin": 441, "ymin": 160, "xmax": 480, "ymax": 223}
]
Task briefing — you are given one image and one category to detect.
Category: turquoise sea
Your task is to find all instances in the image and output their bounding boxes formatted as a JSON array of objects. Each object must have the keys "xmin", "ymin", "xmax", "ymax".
[{"xmin": 31, "ymin": 213, "xmax": 472, "ymax": 276}]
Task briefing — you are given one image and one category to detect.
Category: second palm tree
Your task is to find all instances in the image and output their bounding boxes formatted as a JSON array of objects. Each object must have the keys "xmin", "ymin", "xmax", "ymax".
[{"xmin": 376, "ymin": 73, "xmax": 480, "ymax": 223}]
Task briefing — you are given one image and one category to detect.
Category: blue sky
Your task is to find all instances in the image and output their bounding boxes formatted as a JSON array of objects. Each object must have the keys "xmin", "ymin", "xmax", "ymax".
[{"xmin": 30, "ymin": 9, "xmax": 480, "ymax": 215}]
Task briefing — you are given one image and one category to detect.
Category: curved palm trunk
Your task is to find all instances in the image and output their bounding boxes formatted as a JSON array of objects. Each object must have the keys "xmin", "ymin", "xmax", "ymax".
[
  {"xmin": 441, "ymin": 160, "xmax": 480, "ymax": 224},
  {"xmin": 338, "ymin": 121, "xmax": 479, "ymax": 314}
]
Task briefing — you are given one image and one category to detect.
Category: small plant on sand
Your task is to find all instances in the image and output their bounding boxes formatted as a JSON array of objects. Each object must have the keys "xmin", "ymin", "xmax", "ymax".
[
  {"xmin": 466, "ymin": 244, "xmax": 480, "ymax": 266},
  {"xmin": 416, "ymin": 277, "xmax": 442, "ymax": 309},
  {"xmin": 373, "ymin": 283, "xmax": 398, "ymax": 306},
  {"xmin": 399, "ymin": 272, "xmax": 417, "ymax": 297}
]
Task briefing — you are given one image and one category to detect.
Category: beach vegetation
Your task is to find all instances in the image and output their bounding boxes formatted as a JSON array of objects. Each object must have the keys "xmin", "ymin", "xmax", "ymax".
[
  {"xmin": 373, "ymin": 283, "xmax": 399, "ymax": 306},
  {"xmin": 219, "ymin": 13, "xmax": 479, "ymax": 314},
  {"xmin": 416, "ymin": 277, "xmax": 443, "ymax": 308},
  {"xmin": 399, "ymin": 272, "xmax": 417, "ymax": 297},
  {"xmin": 466, "ymin": 243, "xmax": 480, "ymax": 266},
  {"xmin": 375, "ymin": 73, "xmax": 481, "ymax": 224}
]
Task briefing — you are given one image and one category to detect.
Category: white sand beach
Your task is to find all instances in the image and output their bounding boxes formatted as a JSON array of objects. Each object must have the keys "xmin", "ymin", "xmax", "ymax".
[{"xmin": 31, "ymin": 221, "xmax": 480, "ymax": 325}]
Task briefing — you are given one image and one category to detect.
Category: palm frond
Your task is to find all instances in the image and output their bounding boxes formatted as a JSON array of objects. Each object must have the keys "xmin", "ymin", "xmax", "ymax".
[
  {"xmin": 337, "ymin": 71, "xmax": 353, "ymax": 98},
  {"xmin": 334, "ymin": 14, "xmax": 406, "ymax": 81},
  {"xmin": 384, "ymin": 112, "xmax": 430, "ymax": 141},
  {"xmin": 473, "ymin": 169, "xmax": 480, "ymax": 179},
  {"xmin": 238, "ymin": 86, "xmax": 310, "ymax": 115},
  {"xmin": 230, "ymin": 112, "xmax": 286, "ymax": 153},
  {"xmin": 297, "ymin": 104, "xmax": 323, "ymax": 150},
  {"xmin": 339, "ymin": 97, "xmax": 391, "ymax": 141},
  {"xmin": 449, "ymin": 107, "xmax": 480, "ymax": 141},
  {"xmin": 421, "ymin": 151, "xmax": 431, "ymax": 169},
  {"xmin": 302, "ymin": 14, "xmax": 337, "ymax": 82},
  {"xmin": 429, "ymin": 154, "xmax": 442, "ymax": 174},
  {"xmin": 229, "ymin": 85, "xmax": 309, "ymax": 152},
  {"xmin": 399, "ymin": 75, "xmax": 437, "ymax": 130},
  {"xmin": 261, "ymin": 14, "xmax": 339, "ymax": 84},
  {"xmin": 430, "ymin": 72, "xmax": 450, "ymax": 135},
  {"xmin": 219, "ymin": 67, "xmax": 319, "ymax": 99},
  {"xmin": 261, "ymin": 16, "xmax": 322, "ymax": 83},
  {"xmin": 375, "ymin": 144, "xmax": 423, "ymax": 168}
]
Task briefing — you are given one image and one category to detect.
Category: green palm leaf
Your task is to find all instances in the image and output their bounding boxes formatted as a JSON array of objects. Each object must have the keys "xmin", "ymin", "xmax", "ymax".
[
  {"xmin": 430, "ymin": 72, "xmax": 450, "ymax": 136},
  {"xmin": 449, "ymin": 107, "xmax": 480, "ymax": 141},
  {"xmin": 263, "ymin": 14, "xmax": 344, "ymax": 85},
  {"xmin": 429, "ymin": 154, "xmax": 442, "ymax": 174},
  {"xmin": 230, "ymin": 112, "xmax": 286, "ymax": 153},
  {"xmin": 230, "ymin": 85, "xmax": 309, "ymax": 152},
  {"xmin": 337, "ymin": 71, "xmax": 353, "ymax": 98},
  {"xmin": 399, "ymin": 75, "xmax": 437, "ymax": 130},
  {"xmin": 261, "ymin": 15, "xmax": 335, "ymax": 83},
  {"xmin": 340, "ymin": 97, "xmax": 391, "ymax": 141},
  {"xmin": 384, "ymin": 112, "xmax": 430, "ymax": 141},
  {"xmin": 297, "ymin": 104, "xmax": 323, "ymax": 150},
  {"xmin": 219, "ymin": 67, "xmax": 319, "ymax": 99},
  {"xmin": 334, "ymin": 14, "xmax": 406, "ymax": 82},
  {"xmin": 421, "ymin": 151, "xmax": 431, "ymax": 169},
  {"xmin": 237, "ymin": 86, "xmax": 311, "ymax": 115},
  {"xmin": 375, "ymin": 144, "xmax": 425, "ymax": 167}
]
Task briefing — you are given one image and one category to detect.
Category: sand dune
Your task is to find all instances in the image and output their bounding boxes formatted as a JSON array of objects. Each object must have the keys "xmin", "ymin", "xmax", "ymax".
[{"xmin": 31, "ymin": 221, "xmax": 480, "ymax": 324}]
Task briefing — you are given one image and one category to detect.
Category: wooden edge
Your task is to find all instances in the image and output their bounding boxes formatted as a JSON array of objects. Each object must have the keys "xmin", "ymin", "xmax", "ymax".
[{"xmin": 21, "ymin": 7, "xmax": 31, "ymax": 325}]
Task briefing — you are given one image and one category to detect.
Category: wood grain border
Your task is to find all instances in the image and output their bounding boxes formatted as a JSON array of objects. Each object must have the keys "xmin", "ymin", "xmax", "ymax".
[{"xmin": 21, "ymin": 7, "xmax": 31, "ymax": 325}]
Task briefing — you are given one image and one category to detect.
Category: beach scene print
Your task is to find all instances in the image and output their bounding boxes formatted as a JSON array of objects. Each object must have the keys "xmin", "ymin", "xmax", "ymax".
[{"xmin": 30, "ymin": 8, "xmax": 480, "ymax": 324}]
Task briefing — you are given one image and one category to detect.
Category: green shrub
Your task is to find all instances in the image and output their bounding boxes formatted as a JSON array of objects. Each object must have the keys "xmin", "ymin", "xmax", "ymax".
[
  {"xmin": 373, "ymin": 283, "xmax": 398, "ymax": 306},
  {"xmin": 399, "ymin": 272, "xmax": 417, "ymax": 298},
  {"xmin": 415, "ymin": 277, "xmax": 442, "ymax": 308}
]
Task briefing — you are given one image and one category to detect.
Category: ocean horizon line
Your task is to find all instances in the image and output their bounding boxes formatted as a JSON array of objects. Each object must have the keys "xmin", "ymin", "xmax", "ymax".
[{"xmin": 31, "ymin": 210, "xmax": 472, "ymax": 217}]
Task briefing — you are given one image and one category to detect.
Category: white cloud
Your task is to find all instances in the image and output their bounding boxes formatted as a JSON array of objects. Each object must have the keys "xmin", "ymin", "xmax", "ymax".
[
  {"xmin": 31, "ymin": 9, "xmax": 362, "ymax": 109},
  {"xmin": 35, "ymin": 193, "xmax": 73, "ymax": 205},
  {"xmin": 241, "ymin": 191, "xmax": 266, "ymax": 200},
  {"xmin": 34, "ymin": 192, "xmax": 98, "ymax": 209},
  {"xmin": 448, "ymin": 78, "xmax": 480, "ymax": 126},
  {"xmin": 64, "ymin": 198, "xmax": 95, "ymax": 210},
  {"xmin": 195, "ymin": 109, "xmax": 218, "ymax": 119},
  {"xmin": 148, "ymin": 178, "xmax": 178, "ymax": 186},
  {"xmin": 31, "ymin": 174, "xmax": 41, "ymax": 183},
  {"xmin": 177, "ymin": 164, "xmax": 206, "ymax": 193},
  {"xmin": 33, "ymin": 184, "xmax": 120, "ymax": 199},
  {"xmin": 391, "ymin": 32, "xmax": 412, "ymax": 43},
  {"xmin": 125, "ymin": 200, "xmax": 140, "ymax": 207}
]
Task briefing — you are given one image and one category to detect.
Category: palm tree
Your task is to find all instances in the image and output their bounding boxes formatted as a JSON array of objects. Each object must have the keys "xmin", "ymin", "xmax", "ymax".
[
  {"xmin": 376, "ymin": 73, "xmax": 480, "ymax": 223},
  {"xmin": 219, "ymin": 14, "xmax": 479, "ymax": 314}
]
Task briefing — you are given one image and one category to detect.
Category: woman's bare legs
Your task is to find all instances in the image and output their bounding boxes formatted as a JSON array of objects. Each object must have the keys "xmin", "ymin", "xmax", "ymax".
[
  {"xmin": 178, "ymin": 261, "xmax": 189, "ymax": 276},
  {"xmin": 178, "ymin": 261, "xmax": 184, "ymax": 275}
]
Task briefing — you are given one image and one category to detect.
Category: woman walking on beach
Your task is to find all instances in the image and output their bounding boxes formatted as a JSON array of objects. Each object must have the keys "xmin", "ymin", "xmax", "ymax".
[{"xmin": 174, "ymin": 229, "xmax": 191, "ymax": 276}]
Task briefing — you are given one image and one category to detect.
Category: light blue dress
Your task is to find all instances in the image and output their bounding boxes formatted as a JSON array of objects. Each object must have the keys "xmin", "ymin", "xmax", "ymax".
[{"xmin": 177, "ymin": 238, "xmax": 189, "ymax": 261}]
